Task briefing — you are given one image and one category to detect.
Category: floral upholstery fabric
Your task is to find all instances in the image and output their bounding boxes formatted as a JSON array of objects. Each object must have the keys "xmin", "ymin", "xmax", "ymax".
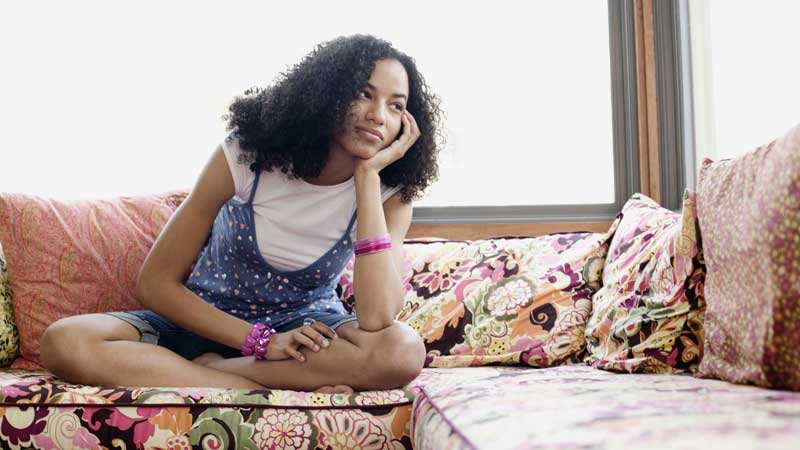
[
  {"xmin": 411, "ymin": 365, "xmax": 800, "ymax": 450},
  {"xmin": 584, "ymin": 191, "xmax": 706, "ymax": 374},
  {"xmin": 697, "ymin": 123, "xmax": 800, "ymax": 391},
  {"xmin": 0, "ymin": 242, "xmax": 19, "ymax": 367},
  {"xmin": 0, "ymin": 191, "xmax": 188, "ymax": 370},
  {"xmin": 0, "ymin": 369, "xmax": 416, "ymax": 449},
  {"xmin": 338, "ymin": 234, "xmax": 608, "ymax": 368}
]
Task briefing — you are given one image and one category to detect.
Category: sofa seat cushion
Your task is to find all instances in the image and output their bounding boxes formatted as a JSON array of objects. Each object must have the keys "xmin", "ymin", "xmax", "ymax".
[
  {"xmin": 0, "ymin": 369, "xmax": 416, "ymax": 449},
  {"xmin": 411, "ymin": 365, "xmax": 800, "ymax": 450}
]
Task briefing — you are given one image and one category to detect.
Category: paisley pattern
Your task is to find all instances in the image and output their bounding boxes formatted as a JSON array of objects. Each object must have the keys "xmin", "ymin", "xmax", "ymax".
[
  {"xmin": 338, "ymin": 234, "xmax": 608, "ymax": 368},
  {"xmin": 0, "ymin": 369, "xmax": 414, "ymax": 450},
  {"xmin": 411, "ymin": 365, "xmax": 800, "ymax": 450},
  {"xmin": 584, "ymin": 191, "xmax": 706, "ymax": 374},
  {"xmin": 0, "ymin": 191, "xmax": 188, "ymax": 369},
  {"xmin": 697, "ymin": 123, "xmax": 800, "ymax": 390},
  {"xmin": 1, "ymin": 364, "xmax": 799, "ymax": 450},
  {"xmin": 0, "ymin": 242, "xmax": 19, "ymax": 367}
]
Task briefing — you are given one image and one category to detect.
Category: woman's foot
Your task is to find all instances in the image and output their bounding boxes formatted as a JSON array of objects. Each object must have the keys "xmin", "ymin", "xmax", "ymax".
[
  {"xmin": 192, "ymin": 352, "xmax": 225, "ymax": 366},
  {"xmin": 315, "ymin": 384, "xmax": 355, "ymax": 394}
]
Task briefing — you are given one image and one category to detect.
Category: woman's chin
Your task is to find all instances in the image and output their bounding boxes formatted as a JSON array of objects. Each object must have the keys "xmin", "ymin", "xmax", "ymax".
[{"xmin": 347, "ymin": 146, "xmax": 381, "ymax": 160}]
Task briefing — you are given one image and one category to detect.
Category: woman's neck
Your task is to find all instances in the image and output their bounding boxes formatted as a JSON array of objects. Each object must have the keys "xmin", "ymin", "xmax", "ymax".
[{"xmin": 303, "ymin": 144, "xmax": 355, "ymax": 186}]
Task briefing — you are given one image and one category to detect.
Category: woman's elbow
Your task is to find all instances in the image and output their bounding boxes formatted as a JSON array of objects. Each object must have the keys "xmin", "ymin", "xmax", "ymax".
[
  {"xmin": 357, "ymin": 317, "xmax": 396, "ymax": 332},
  {"xmin": 355, "ymin": 301, "xmax": 404, "ymax": 332},
  {"xmin": 135, "ymin": 269, "xmax": 160, "ymax": 307}
]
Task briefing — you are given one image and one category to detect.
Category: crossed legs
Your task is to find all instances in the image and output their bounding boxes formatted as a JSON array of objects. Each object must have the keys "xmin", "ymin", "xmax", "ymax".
[
  {"xmin": 40, "ymin": 314, "xmax": 426, "ymax": 391},
  {"xmin": 198, "ymin": 320, "xmax": 426, "ymax": 391}
]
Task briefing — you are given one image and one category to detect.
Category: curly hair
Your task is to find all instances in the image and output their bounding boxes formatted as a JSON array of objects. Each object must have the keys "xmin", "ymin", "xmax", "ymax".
[{"xmin": 222, "ymin": 34, "xmax": 444, "ymax": 203}]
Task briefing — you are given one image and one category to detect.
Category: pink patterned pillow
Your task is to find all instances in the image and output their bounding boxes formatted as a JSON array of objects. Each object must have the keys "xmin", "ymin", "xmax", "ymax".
[
  {"xmin": 696, "ymin": 123, "xmax": 800, "ymax": 390},
  {"xmin": 0, "ymin": 191, "xmax": 187, "ymax": 369},
  {"xmin": 339, "ymin": 234, "xmax": 609, "ymax": 368},
  {"xmin": 584, "ymin": 191, "xmax": 706, "ymax": 373}
]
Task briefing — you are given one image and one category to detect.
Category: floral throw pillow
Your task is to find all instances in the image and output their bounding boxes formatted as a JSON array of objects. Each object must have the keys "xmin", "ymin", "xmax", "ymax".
[
  {"xmin": 583, "ymin": 191, "xmax": 706, "ymax": 374},
  {"xmin": 0, "ymin": 241, "xmax": 20, "ymax": 366},
  {"xmin": 696, "ymin": 123, "xmax": 800, "ymax": 390},
  {"xmin": 0, "ymin": 191, "xmax": 188, "ymax": 369},
  {"xmin": 338, "ymin": 233, "xmax": 609, "ymax": 368}
]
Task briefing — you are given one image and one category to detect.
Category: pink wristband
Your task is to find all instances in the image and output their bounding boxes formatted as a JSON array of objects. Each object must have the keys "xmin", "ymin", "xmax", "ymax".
[
  {"xmin": 241, "ymin": 322, "xmax": 276, "ymax": 360},
  {"xmin": 354, "ymin": 234, "xmax": 392, "ymax": 256}
]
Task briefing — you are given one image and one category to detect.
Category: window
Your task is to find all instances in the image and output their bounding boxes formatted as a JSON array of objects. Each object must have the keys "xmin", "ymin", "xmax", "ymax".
[
  {"xmin": 1, "ymin": 1, "xmax": 638, "ymax": 223},
  {"xmin": 691, "ymin": 0, "xmax": 800, "ymax": 161}
]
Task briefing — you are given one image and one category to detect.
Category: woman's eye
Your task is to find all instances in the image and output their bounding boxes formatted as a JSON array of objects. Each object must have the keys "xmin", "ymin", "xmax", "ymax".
[
  {"xmin": 359, "ymin": 91, "xmax": 370, "ymax": 99},
  {"xmin": 393, "ymin": 103, "xmax": 405, "ymax": 111}
]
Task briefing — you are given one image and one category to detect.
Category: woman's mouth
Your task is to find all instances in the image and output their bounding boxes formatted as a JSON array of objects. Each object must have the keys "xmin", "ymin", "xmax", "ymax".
[{"xmin": 355, "ymin": 126, "xmax": 383, "ymax": 142}]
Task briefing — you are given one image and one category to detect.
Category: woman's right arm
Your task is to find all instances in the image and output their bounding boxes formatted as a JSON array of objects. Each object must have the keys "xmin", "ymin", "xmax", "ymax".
[
  {"xmin": 134, "ymin": 146, "xmax": 253, "ymax": 350},
  {"xmin": 135, "ymin": 145, "xmax": 337, "ymax": 362}
]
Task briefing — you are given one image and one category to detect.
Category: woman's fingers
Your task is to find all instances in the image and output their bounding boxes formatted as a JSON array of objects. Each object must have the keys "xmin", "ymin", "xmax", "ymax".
[
  {"xmin": 300, "ymin": 326, "xmax": 330, "ymax": 348},
  {"xmin": 407, "ymin": 111, "xmax": 421, "ymax": 139},
  {"xmin": 294, "ymin": 330, "xmax": 322, "ymax": 351},
  {"xmin": 399, "ymin": 112, "xmax": 420, "ymax": 152},
  {"xmin": 312, "ymin": 321, "xmax": 338, "ymax": 340},
  {"xmin": 285, "ymin": 345, "xmax": 306, "ymax": 362}
]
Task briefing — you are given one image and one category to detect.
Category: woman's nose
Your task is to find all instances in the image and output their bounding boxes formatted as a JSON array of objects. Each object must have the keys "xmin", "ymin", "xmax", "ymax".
[{"xmin": 365, "ymin": 103, "xmax": 386, "ymax": 125}]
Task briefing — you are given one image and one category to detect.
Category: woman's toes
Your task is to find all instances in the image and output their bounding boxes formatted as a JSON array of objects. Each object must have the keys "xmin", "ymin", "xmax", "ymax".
[
  {"xmin": 314, "ymin": 385, "xmax": 354, "ymax": 394},
  {"xmin": 329, "ymin": 384, "xmax": 355, "ymax": 394}
]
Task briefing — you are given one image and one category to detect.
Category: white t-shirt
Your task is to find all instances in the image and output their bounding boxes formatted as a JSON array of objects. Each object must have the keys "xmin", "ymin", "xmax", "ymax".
[{"xmin": 221, "ymin": 137, "xmax": 403, "ymax": 272}]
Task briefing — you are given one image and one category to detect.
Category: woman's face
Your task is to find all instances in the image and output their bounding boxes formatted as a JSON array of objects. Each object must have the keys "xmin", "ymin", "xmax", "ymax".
[{"xmin": 334, "ymin": 58, "xmax": 410, "ymax": 160}]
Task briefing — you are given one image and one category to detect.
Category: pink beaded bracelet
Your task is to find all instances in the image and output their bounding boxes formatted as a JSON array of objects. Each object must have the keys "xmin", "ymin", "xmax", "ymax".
[
  {"xmin": 241, "ymin": 322, "xmax": 276, "ymax": 360},
  {"xmin": 354, "ymin": 234, "xmax": 392, "ymax": 257}
]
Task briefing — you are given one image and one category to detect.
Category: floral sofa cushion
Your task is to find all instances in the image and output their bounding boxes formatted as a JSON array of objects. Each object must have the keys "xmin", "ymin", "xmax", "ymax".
[
  {"xmin": 0, "ymin": 191, "xmax": 188, "ymax": 369},
  {"xmin": 338, "ymin": 233, "xmax": 608, "ymax": 368},
  {"xmin": 0, "ymin": 242, "xmax": 19, "ymax": 367},
  {"xmin": 696, "ymin": 123, "xmax": 800, "ymax": 390},
  {"xmin": 584, "ymin": 191, "xmax": 706, "ymax": 374},
  {"xmin": 410, "ymin": 365, "xmax": 800, "ymax": 450},
  {"xmin": 0, "ymin": 369, "xmax": 416, "ymax": 449}
]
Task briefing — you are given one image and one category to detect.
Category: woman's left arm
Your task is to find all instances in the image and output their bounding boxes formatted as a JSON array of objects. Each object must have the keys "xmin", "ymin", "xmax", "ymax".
[
  {"xmin": 352, "ymin": 111, "xmax": 419, "ymax": 331},
  {"xmin": 352, "ymin": 176, "xmax": 412, "ymax": 331}
]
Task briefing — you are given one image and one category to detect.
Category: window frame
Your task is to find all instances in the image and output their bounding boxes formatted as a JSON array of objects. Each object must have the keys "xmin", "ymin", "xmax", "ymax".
[
  {"xmin": 410, "ymin": 0, "xmax": 693, "ymax": 226},
  {"xmin": 412, "ymin": 0, "xmax": 641, "ymax": 225}
]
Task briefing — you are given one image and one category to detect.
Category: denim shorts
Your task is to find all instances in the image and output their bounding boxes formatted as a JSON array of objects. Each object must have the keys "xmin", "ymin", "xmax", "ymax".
[{"xmin": 105, "ymin": 309, "xmax": 358, "ymax": 361}]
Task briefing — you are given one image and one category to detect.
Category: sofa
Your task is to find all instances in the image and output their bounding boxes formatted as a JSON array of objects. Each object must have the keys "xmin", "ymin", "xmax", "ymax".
[{"xmin": 0, "ymin": 124, "xmax": 798, "ymax": 450}]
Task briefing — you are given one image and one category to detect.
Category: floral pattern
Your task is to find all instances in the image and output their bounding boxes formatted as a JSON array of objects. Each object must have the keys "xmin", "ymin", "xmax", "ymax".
[
  {"xmin": 0, "ymin": 369, "xmax": 413, "ymax": 450},
  {"xmin": 584, "ymin": 191, "xmax": 706, "ymax": 374},
  {"xmin": 411, "ymin": 365, "xmax": 800, "ymax": 450},
  {"xmin": 338, "ymin": 234, "xmax": 608, "ymax": 368},
  {"xmin": 0, "ymin": 242, "xmax": 19, "ymax": 367}
]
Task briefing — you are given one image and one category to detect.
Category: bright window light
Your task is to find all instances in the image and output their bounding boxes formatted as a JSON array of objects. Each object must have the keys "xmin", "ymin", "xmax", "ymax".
[
  {"xmin": 699, "ymin": 0, "xmax": 800, "ymax": 160},
  {"xmin": 1, "ymin": 1, "xmax": 613, "ymax": 205}
]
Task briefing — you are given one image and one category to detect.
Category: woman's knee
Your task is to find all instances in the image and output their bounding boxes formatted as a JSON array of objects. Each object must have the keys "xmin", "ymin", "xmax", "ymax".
[
  {"xmin": 365, "ymin": 321, "xmax": 426, "ymax": 388},
  {"xmin": 40, "ymin": 314, "xmax": 138, "ymax": 375},
  {"xmin": 40, "ymin": 317, "xmax": 84, "ymax": 374}
]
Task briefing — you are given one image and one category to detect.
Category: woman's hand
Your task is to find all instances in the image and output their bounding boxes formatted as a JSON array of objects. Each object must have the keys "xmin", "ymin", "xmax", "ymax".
[
  {"xmin": 354, "ymin": 110, "xmax": 421, "ymax": 174},
  {"xmin": 264, "ymin": 321, "xmax": 338, "ymax": 362}
]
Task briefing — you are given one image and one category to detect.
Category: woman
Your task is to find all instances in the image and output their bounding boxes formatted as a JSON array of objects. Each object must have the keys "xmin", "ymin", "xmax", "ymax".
[{"xmin": 39, "ymin": 34, "xmax": 443, "ymax": 393}]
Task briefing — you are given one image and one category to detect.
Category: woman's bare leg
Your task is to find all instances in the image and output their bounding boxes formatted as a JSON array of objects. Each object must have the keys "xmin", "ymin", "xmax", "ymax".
[
  {"xmin": 193, "ymin": 352, "xmax": 355, "ymax": 393},
  {"xmin": 202, "ymin": 320, "xmax": 426, "ymax": 391},
  {"xmin": 39, "ymin": 314, "xmax": 265, "ymax": 389}
]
